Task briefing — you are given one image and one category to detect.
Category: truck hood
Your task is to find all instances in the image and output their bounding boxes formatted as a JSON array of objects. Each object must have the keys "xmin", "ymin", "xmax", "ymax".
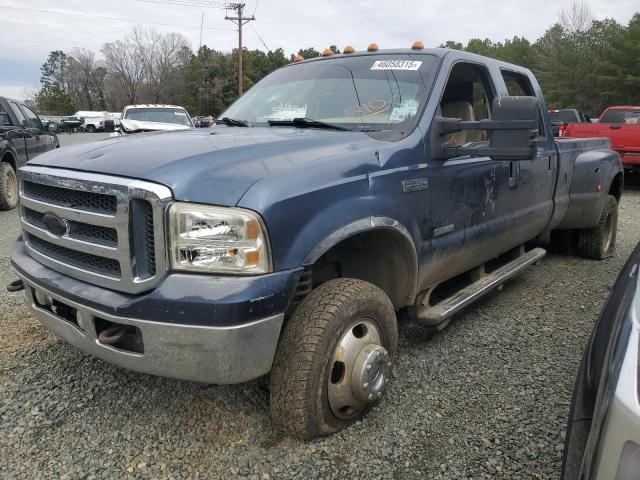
[
  {"xmin": 28, "ymin": 126, "xmax": 377, "ymax": 206},
  {"xmin": 119, "ymin": 119, "xmax": 193, "ymax": 133}
]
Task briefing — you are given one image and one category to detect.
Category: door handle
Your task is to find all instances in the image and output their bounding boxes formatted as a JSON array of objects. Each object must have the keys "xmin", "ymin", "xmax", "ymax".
[{"xmin": 610, "ymin": 125, "xmax": 621, "ymax": 130}]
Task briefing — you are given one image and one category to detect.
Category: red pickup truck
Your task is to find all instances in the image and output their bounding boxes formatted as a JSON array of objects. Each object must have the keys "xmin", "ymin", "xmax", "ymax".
[{"xmin": 564, "ymin": 106, "xmax": 640, "ymax": 170}]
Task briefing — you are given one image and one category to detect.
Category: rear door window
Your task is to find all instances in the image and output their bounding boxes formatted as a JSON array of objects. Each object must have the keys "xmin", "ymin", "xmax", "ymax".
[{"xmin": 500, "ymin": 70, "xmax": 545, "ymax": 138}]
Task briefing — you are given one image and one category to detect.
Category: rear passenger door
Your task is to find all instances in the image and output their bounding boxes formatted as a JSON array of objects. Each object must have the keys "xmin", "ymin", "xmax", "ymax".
[{"xmin": 500, "ymin": 70, "xmax": 555, "ymax": 240}]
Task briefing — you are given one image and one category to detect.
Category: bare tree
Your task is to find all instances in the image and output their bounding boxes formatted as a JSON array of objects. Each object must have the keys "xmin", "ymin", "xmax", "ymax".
[
  {"xmin": 559, "ymin": 0, "xmax": 594, "ymax": 34},
  {"xmin": 102, "ymin": 27, "xmax": 148, "ymax": 104}
]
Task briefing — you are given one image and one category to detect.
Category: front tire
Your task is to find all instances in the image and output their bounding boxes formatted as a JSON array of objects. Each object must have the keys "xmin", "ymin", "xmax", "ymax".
[
  {"xmin": 0, "ymin": 162, "xmax": 18, "ymax": 210},
  {"xmin": 86, "ymin": 125, "xmax": 96, "ymax": 133},
  {"xmin": 577, "ymin": 195, "xmax": 618, "ymax": 260},
  {"xmin": 270, "ymin": 278, "xmax": 397, "ymax": 440}
]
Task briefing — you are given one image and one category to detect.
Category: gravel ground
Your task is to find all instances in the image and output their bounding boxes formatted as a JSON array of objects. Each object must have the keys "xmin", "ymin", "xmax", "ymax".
[{"xmin": 1, "ymin": 144, "xmax": 639, "ymax": 478}]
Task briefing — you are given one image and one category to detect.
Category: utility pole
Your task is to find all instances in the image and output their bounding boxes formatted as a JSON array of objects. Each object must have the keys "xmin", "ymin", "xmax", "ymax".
[
  {"xmin": 198, "ymin": 13, "xmax": 204, "ymax": 51},
  {"xmin": 225, "ymin": 3, "xmax": 254, "ymax": 96}
]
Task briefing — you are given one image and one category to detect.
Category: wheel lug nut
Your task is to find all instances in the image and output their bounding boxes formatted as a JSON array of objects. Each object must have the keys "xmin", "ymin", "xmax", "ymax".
[
  {"xmin": 363, "ymin": 382, "xmax": 368, "ymax": 389},
  {"xmin": 368, "ymin": 393, "xmax": 374, "ymax": 400}
]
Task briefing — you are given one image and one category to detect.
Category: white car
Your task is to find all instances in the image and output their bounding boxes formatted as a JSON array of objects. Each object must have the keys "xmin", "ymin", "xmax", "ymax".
[{"xmin": 113, "ymin": 104, "xmax": 194, "ymax": 135}]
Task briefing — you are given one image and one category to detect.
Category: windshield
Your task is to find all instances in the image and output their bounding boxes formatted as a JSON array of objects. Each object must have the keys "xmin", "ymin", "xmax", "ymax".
[
  {"xmin": 221, "ymin": 54, "xmax": 439, "ymax": 133},
  {"xmin": 124, "ymin": 107, "xmax": 193, "ymax": 127}
]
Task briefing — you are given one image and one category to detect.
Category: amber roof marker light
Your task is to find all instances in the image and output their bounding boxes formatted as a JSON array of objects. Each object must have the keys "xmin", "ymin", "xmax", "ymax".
[
  {"xmin": 322, "ymin": 48, "xmax": 334, "ymax": 56},
  {"xmin": 292, "ymin": 54, "xmax": 304, "ymax": 63},
  {"xmin": 343, "ymin": 45, "xmax": 355, "ymax": 54},
  {"xmin": 367, "ymin": 43, "xmax": 379, "ymax": 52},
  {"xmin": 412, "ymin": 40, "xmax": 425, "ymax": 50}
]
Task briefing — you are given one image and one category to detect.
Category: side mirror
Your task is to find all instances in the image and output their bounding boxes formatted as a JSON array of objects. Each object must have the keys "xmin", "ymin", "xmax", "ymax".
[
  {"xmin": 48, "ymin": 121, "xmax": 58, "ymax": 133},
  {"xmin": 435, "ymin": 96, "xmax": 540, "ymax": 161}
]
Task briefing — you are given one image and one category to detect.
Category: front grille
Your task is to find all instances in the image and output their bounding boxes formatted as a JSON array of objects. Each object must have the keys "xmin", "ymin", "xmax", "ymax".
[
  {"xmin": 24, "ymin": 208, "xmax": 118, "ymax": 247},
  {"xmin": 19, "ymin": 167, "xmax": 172, "ymax": 294},
  {"xmin": 28, "ymin": 234, "xmax": 121, "ymax": 278},
  {"xmin": 23, "ymin": 180, "xmax": 117, "ymax": 214}
]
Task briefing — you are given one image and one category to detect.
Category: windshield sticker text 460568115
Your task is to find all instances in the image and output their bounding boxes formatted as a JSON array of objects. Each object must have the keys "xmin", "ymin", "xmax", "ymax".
[{"xmin": 371, "ymin": 60, "xmax": 422, "ymax": 71}]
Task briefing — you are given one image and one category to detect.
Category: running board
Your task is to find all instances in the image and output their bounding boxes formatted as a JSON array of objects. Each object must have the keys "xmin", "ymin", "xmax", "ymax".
[{"xmin": 417, "ymin": 247, "xmax": 546, "ymax": 327}]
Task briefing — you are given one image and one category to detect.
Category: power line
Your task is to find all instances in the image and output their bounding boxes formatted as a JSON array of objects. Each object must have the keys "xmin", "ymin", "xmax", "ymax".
[
  {"xmin": 134, "ymin": 0, "xmax": 227, "ymax": 9},
  {"xmin": 252, "ymin": 0, "xmax": 260, "ymax": 16},
  {"xmin": 0, "ymin": 4, "xmax": 235, "ymax": 31},
  {"xmin": 248, "ymin": 22, "xmax": 269, "ymax": 51}
]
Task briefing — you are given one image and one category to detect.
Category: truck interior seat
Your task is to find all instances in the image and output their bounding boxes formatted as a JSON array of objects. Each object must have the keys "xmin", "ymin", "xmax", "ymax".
[{"xmin": 442, "ymin": 101, "xmax": 475, "ymax": 145}]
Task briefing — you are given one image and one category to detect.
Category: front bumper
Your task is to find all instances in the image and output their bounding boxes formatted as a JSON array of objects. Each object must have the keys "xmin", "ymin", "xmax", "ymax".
[{"xmin": 12, "ymin": 237, "xmax": 300, "ymax": 384}]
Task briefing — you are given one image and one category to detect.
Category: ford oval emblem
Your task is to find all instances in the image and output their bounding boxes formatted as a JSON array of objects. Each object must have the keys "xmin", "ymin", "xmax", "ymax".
[{"xmin": 42, "ymin": 213, "xmax": 69, "ymax": 237}]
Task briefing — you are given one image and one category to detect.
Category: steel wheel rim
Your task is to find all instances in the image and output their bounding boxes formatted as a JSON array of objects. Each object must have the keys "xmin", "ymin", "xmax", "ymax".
[
  {"xmin": 327, "ymin": 318, "xmax": 390, "ymax": 420},
  {"xmin": 603, "ymin": 211, "xmax": 613, "ymax": 253},
  {"xmin": 5, "ymin": 169, "xmax": 16, "ymax": 203}
]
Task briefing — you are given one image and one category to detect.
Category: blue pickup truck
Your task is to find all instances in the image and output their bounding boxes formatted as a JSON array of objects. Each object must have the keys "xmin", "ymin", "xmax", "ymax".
[{"xmin": 9, "ymin": 47, "xmax": 623, "ymax": 439}]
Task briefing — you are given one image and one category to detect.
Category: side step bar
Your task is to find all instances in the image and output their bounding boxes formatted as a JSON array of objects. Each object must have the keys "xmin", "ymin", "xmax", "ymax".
[{"xmin": 416, "ymin": 247, "xmax": 546, "ymax": 328}]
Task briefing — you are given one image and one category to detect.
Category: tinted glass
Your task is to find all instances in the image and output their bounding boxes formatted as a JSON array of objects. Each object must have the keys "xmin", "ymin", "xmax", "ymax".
[
  {"xmin": 19, "ymin": 104, "xmax": 44, "ymax": 130},
  {"xmin": 9, "ymin": 103, "xmax": 28, "ymax": 128},
  {"xmin": 124, "ymin": 108, "xmax": 193, "ymax": 126},
  {"xmin": 0, "ymin": 104, "xmax": 13, "ymax": 126},
  {"xmin": 600, "ymin": 109, "xmax": 640, "ymax": 125},
  {"xmin": 221, "ymin": 54, "xmax": 439, "ymax": 132},
  {"xmin": 549, "ymin": 110, "xmax": 580, "ymax": 123}
]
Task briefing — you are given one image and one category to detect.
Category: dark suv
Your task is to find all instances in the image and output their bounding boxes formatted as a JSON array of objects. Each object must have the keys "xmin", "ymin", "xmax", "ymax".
[{"xmin": 0, "ymin": 97, "xmax": 59, "ymax": 209}]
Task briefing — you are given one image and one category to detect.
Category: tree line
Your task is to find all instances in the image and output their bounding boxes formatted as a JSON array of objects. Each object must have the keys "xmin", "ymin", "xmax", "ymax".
[{"xmin": 35, "ymin": 6, "xmax": 639, "ymax": 118}]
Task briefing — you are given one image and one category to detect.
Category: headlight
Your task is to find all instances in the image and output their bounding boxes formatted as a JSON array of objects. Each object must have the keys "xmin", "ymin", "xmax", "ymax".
[{"xmin": 169, "ymin": 203, "xmax": 271, "ymax": 274}]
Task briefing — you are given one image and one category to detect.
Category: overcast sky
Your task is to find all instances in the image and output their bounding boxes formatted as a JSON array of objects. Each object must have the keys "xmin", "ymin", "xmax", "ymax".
[{"xmin": 0, "ymin": 0, "xmax": 637, "ymax": 100}]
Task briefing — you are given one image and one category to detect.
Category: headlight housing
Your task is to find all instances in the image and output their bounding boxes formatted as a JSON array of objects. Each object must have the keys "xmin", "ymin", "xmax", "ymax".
[{"xmin": 169, "ymin": 203, "xmax": 271, "ymax": 274}]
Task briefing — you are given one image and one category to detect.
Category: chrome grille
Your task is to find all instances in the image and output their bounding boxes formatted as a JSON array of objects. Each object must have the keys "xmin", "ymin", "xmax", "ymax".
[{"xmin": 19, "ymin": 166, "xmax": 172, "ymax": 294}]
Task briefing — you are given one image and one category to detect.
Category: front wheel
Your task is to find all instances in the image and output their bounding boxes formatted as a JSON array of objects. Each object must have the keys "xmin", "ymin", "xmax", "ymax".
[
  {"xmin": 86, "ymin": 125, "xmax": 96, "ymax": 133},
  {"xmin": 0, "ymin": 162, "xmax": 18, "ymax": 210},
  {"xmin": 270, "ymin": 278, "xmax": 397, "ymax": 440}
]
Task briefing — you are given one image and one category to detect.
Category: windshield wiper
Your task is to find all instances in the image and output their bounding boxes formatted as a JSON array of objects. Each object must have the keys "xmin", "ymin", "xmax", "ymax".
[
  {"xmin": 216, "ymin": 117, "xmax": 249, "ymax": 127},
  {"xmin": 268, "ymin": 117, "xmax": 350, "ymax": 131}
]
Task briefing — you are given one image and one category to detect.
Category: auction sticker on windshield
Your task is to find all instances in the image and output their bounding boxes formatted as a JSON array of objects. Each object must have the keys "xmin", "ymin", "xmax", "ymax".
[{"xmin": 371, "ymin": 60, "xmax": 422, "ymax": 70}]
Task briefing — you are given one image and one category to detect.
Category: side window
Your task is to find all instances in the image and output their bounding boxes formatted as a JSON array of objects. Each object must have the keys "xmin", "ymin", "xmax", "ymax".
[
  {"xmin": 501, "ymin": 70, "xmax": 535, "ymax": 97},
  {"xmin": 501, "ymin": 70, "xmax": 545, "ymax": 138},
  {"xmin": 9, "ymin": 103, "xmax": 28, "ymax": 128},
  {"xmin": 440, "ymin": 62, "xmax": 495, "ymax": 145},
  {"xmin": 600, "ymin": 109, "xmax": 640, "ymax": 125},
  {"xmin": 0, "ymin": 104, "xmax": 13, "ymax": 126},
  {"xmin": 19, "ymin": 104, "xmax": 44, "ymax": 130}
]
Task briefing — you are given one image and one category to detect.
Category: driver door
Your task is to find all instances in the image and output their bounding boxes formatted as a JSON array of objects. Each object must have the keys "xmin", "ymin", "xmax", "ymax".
[{"xmin": 420, "ymin": 62, "xmax": 516, "ymax": 288}]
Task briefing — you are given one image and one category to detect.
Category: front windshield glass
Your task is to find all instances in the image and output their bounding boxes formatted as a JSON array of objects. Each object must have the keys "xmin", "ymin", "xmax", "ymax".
[
  {"xmin": 221, "ymin": 54, "xmax": 439, "ymax": 132},
  {"xmin": 124, "ymin": 108, "xmax": 193, "ymax": 126}
]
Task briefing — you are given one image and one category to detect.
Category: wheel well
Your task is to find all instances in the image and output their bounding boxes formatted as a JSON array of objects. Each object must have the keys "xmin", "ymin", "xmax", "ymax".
[
  {"xmin": 304, "ymin": 229, "xmax": 417, "ymax": 310},
  {"xmin": 1, "ymin": 151, "xmax": 17, "ymax": 172},
  {"xmin": 609, "ymin": 172, "xmax": 623, "ymax": 202}
]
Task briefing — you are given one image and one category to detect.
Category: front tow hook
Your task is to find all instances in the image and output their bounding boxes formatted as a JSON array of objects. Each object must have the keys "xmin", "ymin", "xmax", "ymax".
[
  {"xmin": 6, "ymin": 279, "xmax": 24, "ymax": 293},
  {"xmin": 97, "ymin": 327, "xmax": 126, "ymax": 345}
]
